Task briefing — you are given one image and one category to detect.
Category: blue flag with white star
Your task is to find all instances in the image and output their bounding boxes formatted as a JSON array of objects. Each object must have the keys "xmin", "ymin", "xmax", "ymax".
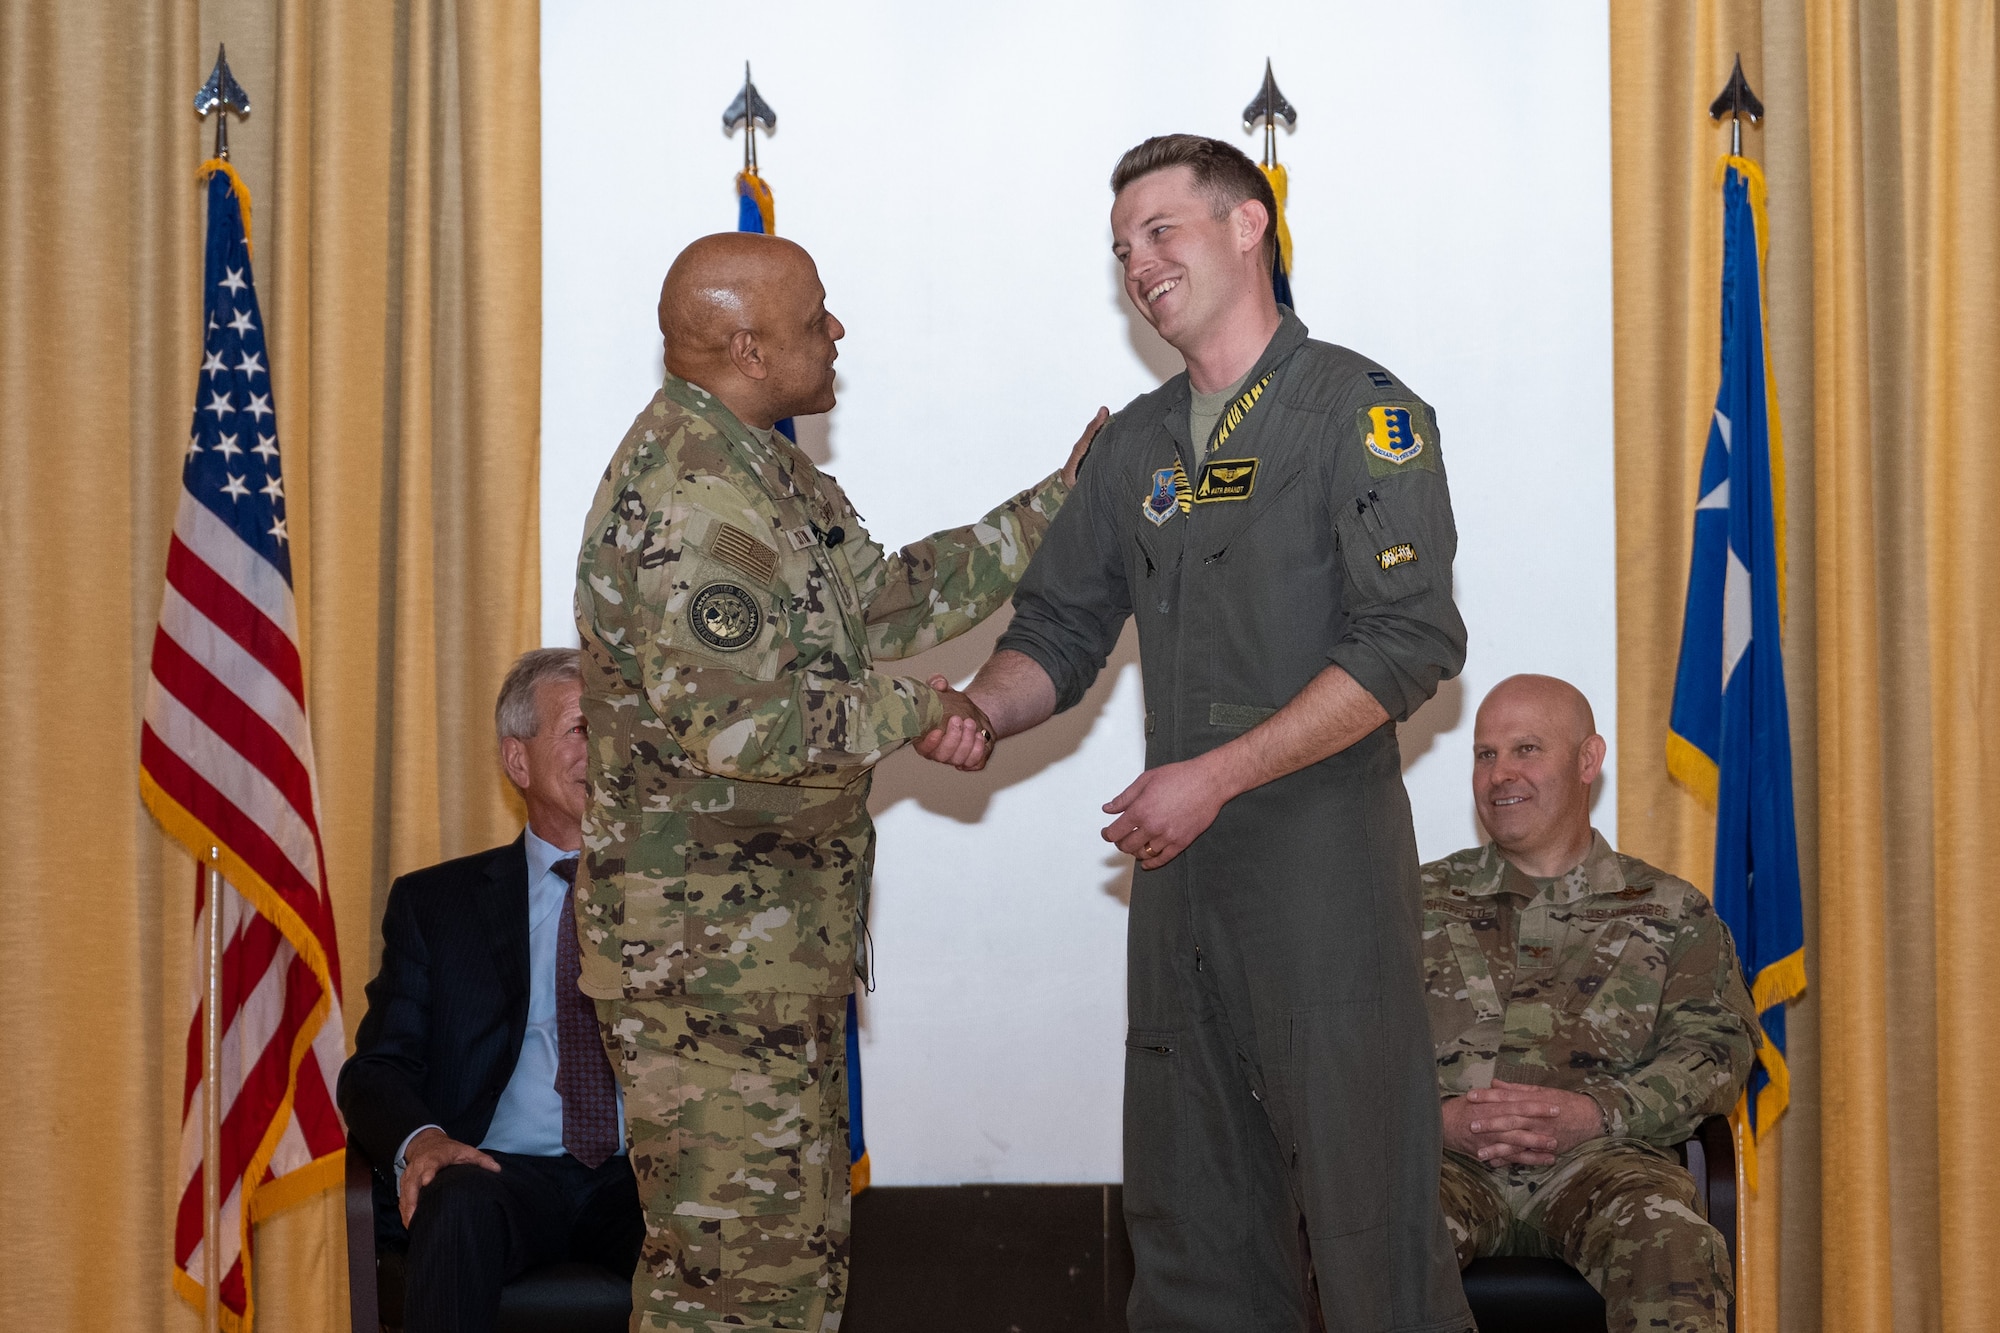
[{"xmin": 1666, "ymin": 155, "xmax": 1805, "ymax": 1171}]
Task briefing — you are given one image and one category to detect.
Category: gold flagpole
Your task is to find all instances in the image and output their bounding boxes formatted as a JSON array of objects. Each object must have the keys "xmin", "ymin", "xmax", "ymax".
[{"xmin": 204, "ymin": 848, "xmax": 225, "ymax": 1333}]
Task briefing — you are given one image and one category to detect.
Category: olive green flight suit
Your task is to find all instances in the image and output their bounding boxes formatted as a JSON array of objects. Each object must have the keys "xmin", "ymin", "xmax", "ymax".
[{"xmin": 1000, "ymin": 311, "xmax": 1471, "ymax": 1333}]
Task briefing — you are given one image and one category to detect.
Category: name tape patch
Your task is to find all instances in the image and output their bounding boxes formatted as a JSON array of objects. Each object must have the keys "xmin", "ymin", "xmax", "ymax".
[
  {"xmin": 688, "ymin": 581, "xmax": 763, "ymax": 652},
  {"xmin": 1193, "ymin": 458, "xmax": 1259, "ymax": 503},
  {"xmin": 1376, "ymin": 543, "xmax": 1418, "ymax": 570}
]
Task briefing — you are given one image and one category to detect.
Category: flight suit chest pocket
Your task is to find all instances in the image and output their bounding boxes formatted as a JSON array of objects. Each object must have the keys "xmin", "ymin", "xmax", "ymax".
[{"xmin": 1333, "ymin": 484, "xmax": 1432, "ymax": 607}]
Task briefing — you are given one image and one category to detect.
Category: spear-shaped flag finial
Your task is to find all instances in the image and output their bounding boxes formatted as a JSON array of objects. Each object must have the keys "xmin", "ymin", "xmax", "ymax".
[
  {"xmin": 1242, "ymin": 59, "xmax": 1296, "ymax": 167},
  {"xmin": 723, "ymin": 62, "xmax": 778, "ymax": 175},
  {"xmin": 194, "ymin": 44, "xmax": 251, "ymax": 161},
  {"xmin": 1708, "ymin": 54, "xmax": 1764, "ymax": 157}
]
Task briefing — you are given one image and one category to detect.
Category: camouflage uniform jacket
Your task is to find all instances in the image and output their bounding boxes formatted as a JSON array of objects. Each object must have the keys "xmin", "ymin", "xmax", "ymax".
[
  {"xmin": 1421, "ymin": 832, "xmax": 1756, "ymax": 1151},
  {"xmin": 575, "ymin": 375, "xmax": 1068, "ymax": 1001}
]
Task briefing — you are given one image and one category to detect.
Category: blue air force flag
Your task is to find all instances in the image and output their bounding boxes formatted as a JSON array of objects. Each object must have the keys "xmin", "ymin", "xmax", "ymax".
[{"xmin": 1666, "ymin": 155, "xmax": 1806, "ymax": 1158}]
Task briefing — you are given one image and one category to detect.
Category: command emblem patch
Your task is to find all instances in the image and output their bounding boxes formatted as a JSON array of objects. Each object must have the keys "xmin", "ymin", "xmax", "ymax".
[
  {"xmin": 689, "ymin": 581, "xmax": 762, "ymax": 651},
  {"xmin": 1376, "ymin": 543, "xmax": 1417, "ymax": 570},
  {"xmin": 1143, "ymin": 466, "xmax": 1179, "ymax": 526},
  {"xmin": 1193, "ymin": 458, "xmax": 1259, "ymax": 503},
  {"xmin": 1362, "ymin": 405, "xmax": 1426, "ymax": 465}
]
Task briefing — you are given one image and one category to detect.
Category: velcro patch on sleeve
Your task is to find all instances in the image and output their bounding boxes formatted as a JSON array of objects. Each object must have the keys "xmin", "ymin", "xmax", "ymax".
[
  {"xmin": 1376, "ymin": 543, "xmax": 1418, "ymax": 570},
  {"xmin": 709, "ymin": 523, "xmax": 779, "ymax": 584},
  {"xmin": 1357, "ymin": 401, "xmax": 1441, "ymax": 477}
]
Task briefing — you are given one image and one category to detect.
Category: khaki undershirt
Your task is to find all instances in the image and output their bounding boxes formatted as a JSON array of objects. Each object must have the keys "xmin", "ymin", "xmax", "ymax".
[{"xmin": 1188, "ymin": 369, "xmax": 1253, "ymax": 456}]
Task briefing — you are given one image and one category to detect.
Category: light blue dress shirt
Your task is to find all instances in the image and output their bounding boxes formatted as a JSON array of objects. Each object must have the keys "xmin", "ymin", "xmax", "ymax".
[
  {"xmin": 480, "ymin": 826, "xmax": 627, "ymax": 1155},
  {"xmin": 395, "ymin": 828, "xmax": 625, "ymax": 1177}
]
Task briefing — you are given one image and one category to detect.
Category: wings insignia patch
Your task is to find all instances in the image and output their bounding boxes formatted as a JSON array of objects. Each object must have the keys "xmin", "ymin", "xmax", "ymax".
[{"xmin": 1193, "ymin": 458, "xmax": 1259, "ymax": 503}]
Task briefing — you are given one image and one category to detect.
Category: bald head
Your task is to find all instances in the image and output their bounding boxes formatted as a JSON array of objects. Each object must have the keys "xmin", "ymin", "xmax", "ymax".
[
  {"xmin": 1476, "ymin": 674, "xmax": 1596, "ymax": 748},
  {"xmin": 1472, "ymin": 674, "xmax": 1606, "ymax": 877},
  {"xmin": 657, "ymin": 232, "xmax": 843, "ymax": 428}
]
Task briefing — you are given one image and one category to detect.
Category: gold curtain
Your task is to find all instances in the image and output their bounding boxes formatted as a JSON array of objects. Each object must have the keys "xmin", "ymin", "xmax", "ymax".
[
  {"xmin": 0, "ymin": 2, "xmax": 540, "ymax": 1329},
  {"xmin": 1612, "ymin": 4, "xmax": 1998, "ymax": 1331}
]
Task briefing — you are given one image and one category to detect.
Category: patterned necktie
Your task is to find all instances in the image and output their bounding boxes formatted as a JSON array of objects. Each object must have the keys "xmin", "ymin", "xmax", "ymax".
[{"xmin": 551, "ymin": 855, "xmax": 620, "ymax": 1168}]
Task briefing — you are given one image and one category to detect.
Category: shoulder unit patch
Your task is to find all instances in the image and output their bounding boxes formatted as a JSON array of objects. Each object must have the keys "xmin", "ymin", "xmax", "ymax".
[{"xmin": 1357, "ymin": 402, "xmax": 1441, "ymax": 477}]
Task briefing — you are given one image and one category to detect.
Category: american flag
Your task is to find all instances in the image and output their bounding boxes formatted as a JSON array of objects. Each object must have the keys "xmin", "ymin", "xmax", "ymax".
[{"xmin": 139, "ymin": 160, "xmax": 346, "ymax": 1331}]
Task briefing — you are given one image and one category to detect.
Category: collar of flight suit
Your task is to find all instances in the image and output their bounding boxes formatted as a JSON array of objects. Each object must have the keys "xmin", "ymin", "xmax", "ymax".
[
  {"xmin": 1151, "ymin": 304, "xmax": 1313, "ymax": 452},
  {"xmin": 1456, "ymin": 830, "xmax": 1626, "ymax": 908}
]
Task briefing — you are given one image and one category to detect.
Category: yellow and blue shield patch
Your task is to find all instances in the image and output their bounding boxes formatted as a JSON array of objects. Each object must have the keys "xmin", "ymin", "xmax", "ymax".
[{"xmin": 1363, "ymin": 405, "xmax": 1425, "ymax": 465}]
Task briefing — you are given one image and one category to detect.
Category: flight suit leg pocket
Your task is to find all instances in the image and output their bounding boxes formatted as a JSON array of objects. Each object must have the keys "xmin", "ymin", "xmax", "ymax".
[{"xmin": 1123, "ymin": 1028, "xmax": 1186, "ymax": 1222}]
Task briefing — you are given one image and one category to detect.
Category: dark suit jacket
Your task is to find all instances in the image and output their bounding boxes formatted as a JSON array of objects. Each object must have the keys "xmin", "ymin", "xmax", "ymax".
[{"xmin": 338, "ymin": 836, "xmax": 532, "ymax": 1235}]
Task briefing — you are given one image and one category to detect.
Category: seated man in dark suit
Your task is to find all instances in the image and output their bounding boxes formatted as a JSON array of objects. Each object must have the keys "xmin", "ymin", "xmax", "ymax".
[
  {"xmin": 1422, "ymin": 674, "xmax": 1757, "ymax": 1333},
  {"xmin": 339, "ymin": 647, "xmax": 641, "ymax": 1333}
]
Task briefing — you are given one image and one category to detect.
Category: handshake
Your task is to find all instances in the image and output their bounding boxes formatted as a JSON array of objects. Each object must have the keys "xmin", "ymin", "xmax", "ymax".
[{"xmin": 914, "ymin": 674, "xmax": 996, "ymax": 772}]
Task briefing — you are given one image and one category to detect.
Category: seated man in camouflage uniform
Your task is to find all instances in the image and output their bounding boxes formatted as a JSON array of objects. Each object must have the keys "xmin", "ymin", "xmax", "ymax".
[{"xmin": 1421, "ymin": 674, "xmax": 1757, "ymax": 1333}]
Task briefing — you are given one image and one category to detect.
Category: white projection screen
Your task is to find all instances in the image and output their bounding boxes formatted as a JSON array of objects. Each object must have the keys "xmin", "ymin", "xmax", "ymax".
[{"xmin": 541, "ymin": 0, "xmax": 1616, "ymax": 1184}]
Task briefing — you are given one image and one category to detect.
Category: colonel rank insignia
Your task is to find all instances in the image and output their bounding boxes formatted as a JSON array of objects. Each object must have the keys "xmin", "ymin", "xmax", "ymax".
[
  {"xmin": 1143, "ymin": 465, "xmax": 1180, "ymax": 526},
  {"xmin": 1194, "ymin": 458, "xmax": 1259, "ymax": 503},
  {"xmin": 1361, "ymin": 404, "xmax": 1427, "ymax": 466}
]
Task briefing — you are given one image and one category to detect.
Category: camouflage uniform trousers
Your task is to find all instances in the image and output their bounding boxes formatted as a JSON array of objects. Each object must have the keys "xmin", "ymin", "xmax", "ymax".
[
  {"xmin": 1439, "ymin": 1136, "xmax": 1731, "ymax": 1333},
  {"xmin": 602, "ymin": 992, "xmax": 851, "ymax": 1332}
]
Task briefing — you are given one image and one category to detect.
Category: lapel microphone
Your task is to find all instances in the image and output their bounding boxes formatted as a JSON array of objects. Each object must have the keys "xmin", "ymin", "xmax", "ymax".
[{"xmin": 811, "ymin": 521, "xmax": 845, "ymax": 548}]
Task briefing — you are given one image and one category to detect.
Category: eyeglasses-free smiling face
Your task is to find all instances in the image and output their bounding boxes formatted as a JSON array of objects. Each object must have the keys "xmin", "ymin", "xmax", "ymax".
[{"xmin": 1111, "ymin": 165, "xmax": 1263, "ymax": 350}]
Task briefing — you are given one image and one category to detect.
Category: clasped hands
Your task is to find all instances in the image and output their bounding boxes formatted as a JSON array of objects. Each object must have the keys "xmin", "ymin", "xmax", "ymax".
[
  {"xmin": 1440, "ymin": 1079, "xmax": 1607, "ymax": 1168},
  {"xmin": 916, "ymin": 694, "xmax": 1229, "ymax": 872}
]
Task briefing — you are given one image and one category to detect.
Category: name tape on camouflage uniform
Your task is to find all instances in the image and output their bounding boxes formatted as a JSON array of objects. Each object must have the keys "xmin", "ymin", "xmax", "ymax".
[
  {"xmin": 1194, "ymin": 458, "xmax": 1259, "ymax": 503},
  {"xmin": 689, "ymin": 581, "xmax": 762, "ymax": 651}
]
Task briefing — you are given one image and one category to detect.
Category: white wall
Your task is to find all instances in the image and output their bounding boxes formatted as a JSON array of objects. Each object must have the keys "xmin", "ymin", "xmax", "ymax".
[{"xmin": 542, "ymin": 0, "xmax": 1616, "ymax": 1185}]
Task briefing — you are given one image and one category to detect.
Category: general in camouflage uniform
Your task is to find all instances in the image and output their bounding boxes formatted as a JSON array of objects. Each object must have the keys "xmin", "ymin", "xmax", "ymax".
[
  {"xmin": 576, "ymin": 369, "xmax": 1069, "ymax": 1332},
  {"xmin": 1422, "ymin": 833, "xmax": 1758, "ymax": 1333}
]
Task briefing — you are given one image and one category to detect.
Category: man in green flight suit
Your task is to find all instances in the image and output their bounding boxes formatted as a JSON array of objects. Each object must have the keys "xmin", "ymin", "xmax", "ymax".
[
  {"xmin": 574, "ymin": 231, "xmax": 1099, "ymax": 1332},
  {"xmin": 1424, "ymin": 674, "xmax": 1755, "ymax": 1333},
  {"xmin": 919, "ymin": 135, "xmax": 1472, "ymax": 1332}
]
